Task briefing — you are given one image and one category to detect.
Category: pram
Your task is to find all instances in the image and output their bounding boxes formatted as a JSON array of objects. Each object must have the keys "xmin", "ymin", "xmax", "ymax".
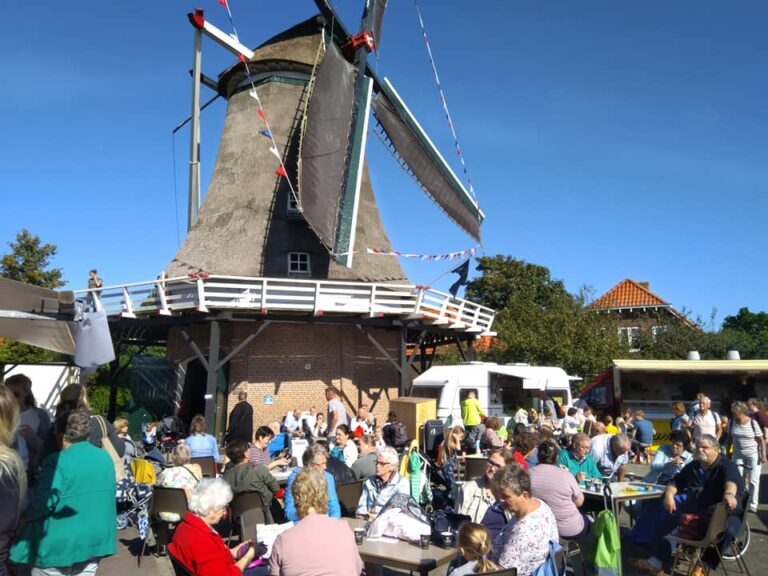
[
  {"xmin": 154, "ymin": 416, "xmax": 184, "ymax": 455},
  {"xmin": 116, "ymin": 468, "xmax": 153, "ymax": 537}
]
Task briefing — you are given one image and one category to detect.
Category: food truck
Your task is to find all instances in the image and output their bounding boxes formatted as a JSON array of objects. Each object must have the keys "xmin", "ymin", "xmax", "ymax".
[{"xmin": 578, "ymin": 358, "xmax": 768, "ymax": 443}]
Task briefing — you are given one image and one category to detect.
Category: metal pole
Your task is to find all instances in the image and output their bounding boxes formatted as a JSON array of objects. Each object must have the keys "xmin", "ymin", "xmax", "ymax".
[
  {"xmin": 188, "ymin": 22, "xmax": 203, "ymax": 232},
  {"xmin": 204, "ymin": 320, "xmax": 220, "ymax": 435}
]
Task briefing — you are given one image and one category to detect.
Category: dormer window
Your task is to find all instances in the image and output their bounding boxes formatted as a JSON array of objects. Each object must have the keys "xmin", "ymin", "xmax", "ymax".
[{"xmin": 288, "ymin": 252, "xmax": 310, "ymax": 276}]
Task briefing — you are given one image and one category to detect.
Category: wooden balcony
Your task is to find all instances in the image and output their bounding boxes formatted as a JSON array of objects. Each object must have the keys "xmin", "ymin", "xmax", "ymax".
[{"xmin": 75, "ymin": 274, "xmax": 496, "ymax": 335}]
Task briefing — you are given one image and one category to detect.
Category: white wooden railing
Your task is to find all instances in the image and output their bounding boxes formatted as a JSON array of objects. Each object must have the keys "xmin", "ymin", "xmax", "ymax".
[{"xmin": 75, "ymin": 274, "xmax": 496, "ymax": 334}]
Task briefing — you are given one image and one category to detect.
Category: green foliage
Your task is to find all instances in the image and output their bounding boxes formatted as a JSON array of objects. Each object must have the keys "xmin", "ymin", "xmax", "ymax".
[
  {"xmin": 0, "ymin": 229, "xmax": 64, "ymax": 289},
  {"xmin": 0, "ymin": 230, "xmax": 66, "ymax": 362},
  {"xmin": 466, "ymin": 255, "xmax": 627, "ymax": 386},
  {"xmin": 721, "ymin": 308, "xmax": 768, "ymax": 358}
]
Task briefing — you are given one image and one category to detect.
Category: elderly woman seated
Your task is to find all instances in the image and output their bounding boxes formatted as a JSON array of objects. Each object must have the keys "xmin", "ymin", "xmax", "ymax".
[
  {"xmin": 284, "ymin": 444, "xmax": 341, "ymax": 522},
  {"xmin": 456, "ymin": 447, "xmax": 517, "ymax": 522},
  {"xmin": 156, "ymin": 441, "xmax": 202, "ymax": 521},
  {"xmin": 356, "ymin": 447, "xmax": 410, "ymax": 519},
  {"xmin": 491, "ymin": 464, "xmax": 559, "ymax": 576},
  {"xmin": 269, "ymin": 468, "xmax": 363, "ymax": 576},
  {"xmin": 168, "ymin": 478, "xmax": 266, "ymax": 576},
  {"xmin": 645, "ymin": 429, "xmax": 692, "ymax": 485}
]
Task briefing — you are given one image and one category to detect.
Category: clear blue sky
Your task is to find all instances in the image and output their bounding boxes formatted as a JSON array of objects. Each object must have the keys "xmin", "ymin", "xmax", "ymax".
[{"xmin": 2, "ymin": 1, "xmax": 766, "ymax": 326}]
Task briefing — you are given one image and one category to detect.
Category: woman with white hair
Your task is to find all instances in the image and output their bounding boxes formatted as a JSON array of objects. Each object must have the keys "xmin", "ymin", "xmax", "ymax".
[
  {"xmin": 356, "ymin": 447, "xmax": 410, "ymax": 518},
  {"xmin": 270, "ymin": 468, "xmax": 362, "ymax": 576},
  {"xmin": 168, "ymin": 478, "xmax": 267, "ymax": 576}
]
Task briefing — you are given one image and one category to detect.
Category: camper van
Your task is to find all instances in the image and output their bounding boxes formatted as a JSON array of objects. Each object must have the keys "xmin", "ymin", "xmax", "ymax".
[{"xmin": 410, "ymin": 362, "xmax": 579, "ymax": 427}]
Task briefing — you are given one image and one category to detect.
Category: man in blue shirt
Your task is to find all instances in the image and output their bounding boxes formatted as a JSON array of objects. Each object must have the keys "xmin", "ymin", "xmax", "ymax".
[
  {"xmin": 633, "ymin": 410, "xmax": 655, "ymax": 463},
  {"xmin": 284, "ymin": 444, "xmax": 341, "ymax": 522}
]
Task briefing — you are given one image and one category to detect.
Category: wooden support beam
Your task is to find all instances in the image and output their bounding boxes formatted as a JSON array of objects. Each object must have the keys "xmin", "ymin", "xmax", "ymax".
[
  {"xmin": 203, "ymin": 320, "xmax": 220, "ymax": 434},
  {"xmin": 181, "ymin": 329, "xmax": 209, "ymax": 371}
]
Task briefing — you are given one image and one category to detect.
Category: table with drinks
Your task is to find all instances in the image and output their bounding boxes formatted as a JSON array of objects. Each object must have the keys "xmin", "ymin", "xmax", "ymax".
[
  {"xmin": 345, "ymin": 518, "xmax": 457, "ymax": 576},
  {"xmin": 270, "ymin": 466, "xmax": 297, "ymax": 485}
]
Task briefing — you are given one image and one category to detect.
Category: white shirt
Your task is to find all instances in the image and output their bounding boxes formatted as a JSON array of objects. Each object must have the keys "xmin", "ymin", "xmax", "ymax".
[
  {"xmin": 350, "ymin": 416, "xmax": 374, "ymax": 435},
  {"xmin": 589, "ymin": 433, "xmax": 628, "ymax": 479}
]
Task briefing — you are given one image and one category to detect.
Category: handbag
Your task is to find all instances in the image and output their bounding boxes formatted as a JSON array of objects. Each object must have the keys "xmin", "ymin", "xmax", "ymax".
[{"xmin": 95, "ymin": 415, "xmax": 126, "ymax": 482}]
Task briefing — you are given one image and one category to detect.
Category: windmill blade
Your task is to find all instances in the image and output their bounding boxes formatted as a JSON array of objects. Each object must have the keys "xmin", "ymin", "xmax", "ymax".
[
  {"xmin": 372, "ymin": 78, "xmax": 484, "ymax": 242},
  {"xmin": 369, "ymin": 0, "xmax": 388, "ymax": 55},
  {"xmin": 298, "ymin": 40, "xmax": 373, "ymax": 264}
]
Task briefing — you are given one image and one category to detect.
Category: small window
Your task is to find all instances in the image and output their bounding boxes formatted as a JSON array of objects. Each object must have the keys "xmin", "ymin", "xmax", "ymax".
[
  {"xmin": 618, "ymin": 326, "xmax": 641, "ymax": 352},
  {"xmin": 651, "ymin": 325, "xmax": 667, "ymax": 340},
  {"xmin": 287, "ymin": 193, "xmax": 299, "ymax": 213},
  {"xmin": 288, "ymin": 252, "xmax": 311, "ymax": 276}
]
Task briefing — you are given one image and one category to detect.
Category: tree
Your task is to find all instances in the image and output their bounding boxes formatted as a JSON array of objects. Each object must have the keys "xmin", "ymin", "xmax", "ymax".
[
  {"xmin": 721, "ymin": 308, "xmax": 768, "ymax": 358},
  {"xmin": 0, "ymin": 229, "xmax": 65, "ymax": 363},
  {"xmin": 465, "ymin": 256, "xmax": 627, "ymax": 387},
  {"xmin": 0, "ymin": 229, "xmax": 64, "ymax": 289}
]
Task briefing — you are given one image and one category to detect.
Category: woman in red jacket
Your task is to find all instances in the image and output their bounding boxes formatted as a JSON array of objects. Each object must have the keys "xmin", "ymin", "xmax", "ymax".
[{"xmin": 168, "ymin": 478, "xmax": 267, "ymax": 576}]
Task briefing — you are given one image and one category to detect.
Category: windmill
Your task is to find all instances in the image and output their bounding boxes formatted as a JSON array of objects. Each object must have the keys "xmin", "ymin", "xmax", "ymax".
[
  {"xmin": 167, "ymin": 0, "xmax": 484, "ymax": 280},
  {"xmin": 85, "ymin": 1, "xmax": 493, "ymax": 434}
]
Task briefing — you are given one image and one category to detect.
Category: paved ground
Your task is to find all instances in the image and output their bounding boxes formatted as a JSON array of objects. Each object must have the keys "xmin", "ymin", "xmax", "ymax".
[{"xmin": 104, "ymin": 462, "xmax": 766, "ymax": 576}]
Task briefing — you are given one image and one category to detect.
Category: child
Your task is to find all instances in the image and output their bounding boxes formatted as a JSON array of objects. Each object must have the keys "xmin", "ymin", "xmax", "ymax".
[
  {"xmin": 604, "ymin": 415, "xmax": 619, "ymax": 435},
  {"xmin": 449, "ymin": 523, "xmax": 500, "ymax": 575},
  {"xmin": 563, "ymin": 407, "xmax": 580, "ymax": 441}
]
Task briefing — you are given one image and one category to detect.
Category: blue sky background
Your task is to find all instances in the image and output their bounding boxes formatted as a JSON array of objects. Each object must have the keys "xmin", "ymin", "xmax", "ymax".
[{"xmin": 1, "ymin": 1, "xmax": 766, "ymax": 326}]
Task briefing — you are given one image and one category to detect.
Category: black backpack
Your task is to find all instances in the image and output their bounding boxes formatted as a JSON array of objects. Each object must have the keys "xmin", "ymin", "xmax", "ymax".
[{"xmin": 385, "ymin": 422, "xmax": 408, "ymax": 448}]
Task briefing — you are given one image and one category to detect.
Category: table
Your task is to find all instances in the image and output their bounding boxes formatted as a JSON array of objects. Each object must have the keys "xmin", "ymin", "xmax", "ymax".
[
  {"xmin": 270, "ymin": 467, "xmax": 297, "ymax": 485},
  {"xmin": 583, "ymin": 481, "xmax": 665, "ymax": 576},
  {"xmin": 345, "ymin": 518, "xmax": 457, "ymax": 576}
]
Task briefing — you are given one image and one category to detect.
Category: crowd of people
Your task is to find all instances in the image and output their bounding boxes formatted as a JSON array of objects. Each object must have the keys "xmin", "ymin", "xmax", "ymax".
[{"xmin": 0, "ymin": 374, "xmax": 765, "ymax": 576}]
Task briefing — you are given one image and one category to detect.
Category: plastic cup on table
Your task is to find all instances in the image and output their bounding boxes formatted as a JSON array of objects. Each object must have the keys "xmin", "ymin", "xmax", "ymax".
[
  {"xmin": 419, "ymin": 534, "xmax": 431, "ymax": 549},
  {"xmin": 440, "ymin": 531, "xmax": 454, "ymax": 548},
  {"xmin": 354, "ymin": 528, "xmax": 366, "ymax": 545}
]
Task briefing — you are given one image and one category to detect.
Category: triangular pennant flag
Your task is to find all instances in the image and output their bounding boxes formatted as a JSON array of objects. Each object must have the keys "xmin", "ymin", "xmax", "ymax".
[
  {"xmin": 275, "ymin": 166, "xmax": 287, "ymax": 177},
  {"xmin": 258, "ymin": 109, "xmax": 267, "ymax": 121},
  {"xmin": 268, "ymin": 147, "xmax": 281, "ymax": 160},
  {"xmin": 260, "ymin": 129, "xmax": 272, "ymax": 139},
  {"xmin": 218, "ymin": 0, "xmax": 228, "ymax": 7},
  {"xmin": 249, "ymin": 90, "xmax": 259, "ymax": 101}
]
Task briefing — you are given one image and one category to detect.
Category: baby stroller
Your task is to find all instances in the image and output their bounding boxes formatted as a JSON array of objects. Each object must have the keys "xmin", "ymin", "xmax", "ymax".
[
  {"xmin": 155, "ymin": 416, "xmax": 184, "ymax": 456},
  {"xmin": 116, "ymin": 467, "xmax": 153, "ymax": 537}
]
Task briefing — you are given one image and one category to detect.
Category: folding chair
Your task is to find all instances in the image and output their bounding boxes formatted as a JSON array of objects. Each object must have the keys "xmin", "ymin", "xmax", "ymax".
[
  {"xmin": 336, "ymin": 480, "xmax": 364, "ymax": 518},
  {"xmin": 720, "ymin": 490, "xmax": 753, "ymax": 576},
  {"xmin": 228, "ymin": 491, "xmax": 268, "ymax": 543},
  {"xmin": 669, "ymin": 502, "xmax": 729, "ymax": 576},
  {"xmin": 190, "ymin": 456, "xmax": 217, "ymax": 477},
  {"xmin": 139, "ymin": 487, "xmax": 188, "ymax": 566}
]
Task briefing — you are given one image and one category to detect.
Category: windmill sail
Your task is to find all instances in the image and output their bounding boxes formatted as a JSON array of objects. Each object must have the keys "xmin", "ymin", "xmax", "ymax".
[
  {"xmin": 372, "ymin": 78, "xmax": 484, "ymax": 242},
  {"xmin": 369, "ymin": 0, "xmax": 388, "ymax": 55},
  {"xmin": 298, "ymin": 40, "xmax": 357, "ymax": 253}
]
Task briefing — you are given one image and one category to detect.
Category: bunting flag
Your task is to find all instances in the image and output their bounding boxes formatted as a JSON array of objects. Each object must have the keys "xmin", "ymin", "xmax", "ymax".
[
  {"xmin": 260, "ymin": 129, "xmax": 272, "ymax": 138},
  {"xmin": 414, "ymin": 1, "xmax": 477, "ymax": 202},
  {"xmin": 257, "ymin": 109, "xmax": 267, "ymax": 121},
  {"xmin": 365, "ymin": 245, "xmax": 478, "ymax": 260},
  {"xmin": 275, "ymin": 166, "xmax": 287, "ymax": 177},
  {"xmin": 218, "ymin": 0, "xmax": 228, "ymax": 7}
]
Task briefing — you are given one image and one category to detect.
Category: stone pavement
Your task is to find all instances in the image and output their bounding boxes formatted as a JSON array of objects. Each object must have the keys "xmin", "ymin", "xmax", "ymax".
[{"xmin": 104, "ymin": 462, "xmax": 767, "ymax": 576}]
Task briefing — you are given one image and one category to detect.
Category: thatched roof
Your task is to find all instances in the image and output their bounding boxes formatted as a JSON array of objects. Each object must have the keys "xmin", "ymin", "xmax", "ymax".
[{"xmin": 166, "ymin": 17, "xmax": 407, "ymax": 283}]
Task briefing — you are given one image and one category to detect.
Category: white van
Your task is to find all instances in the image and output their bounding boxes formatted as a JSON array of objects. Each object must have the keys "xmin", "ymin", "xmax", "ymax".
[{"xmin": 410, "ymin": 362, "xmax": 579, "ymax": 427}]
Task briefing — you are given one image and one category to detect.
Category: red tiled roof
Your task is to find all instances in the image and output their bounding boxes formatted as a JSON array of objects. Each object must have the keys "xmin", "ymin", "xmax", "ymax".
[{"xmin": 589, "ymin": 279, "xmax": 669, "ymax": 310}]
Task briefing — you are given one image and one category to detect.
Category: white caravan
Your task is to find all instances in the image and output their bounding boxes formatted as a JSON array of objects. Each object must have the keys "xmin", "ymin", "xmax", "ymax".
[{"xmin": 410, "ymin": 362, "xmax": 579, "ymax": 427}]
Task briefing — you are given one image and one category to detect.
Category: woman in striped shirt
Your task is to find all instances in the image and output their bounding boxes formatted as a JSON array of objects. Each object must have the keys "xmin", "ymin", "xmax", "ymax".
[{"xmin": 726, "ymin": 401, "xmax": 764, "ymax": 512}]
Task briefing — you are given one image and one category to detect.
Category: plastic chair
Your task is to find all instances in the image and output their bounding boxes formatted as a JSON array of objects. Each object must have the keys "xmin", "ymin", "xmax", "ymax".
[
  {"xmin": 668, "ymin": 502, "xmax": 729, "ymax": 576},
  {"xmin": 190, "ymin": 456, "xmax": 217, "ymax": 478},
  {"xmin": 336, "ymin": 480, "xmax": 364, "ymax": 518},
  {"xmin": 239, "ymin": 508, "xmax": 262, "ymax": 543},
  {"xmin": 168, "ymin": 551, "xmax": 195, "ymax": 576},
  {"xmin": 228, "ymin": 491, "xmax": 268, "ymax": 543},
  {"xmin": 139, "ymin": 487, "xmax": 188, "ymax": 566}
]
